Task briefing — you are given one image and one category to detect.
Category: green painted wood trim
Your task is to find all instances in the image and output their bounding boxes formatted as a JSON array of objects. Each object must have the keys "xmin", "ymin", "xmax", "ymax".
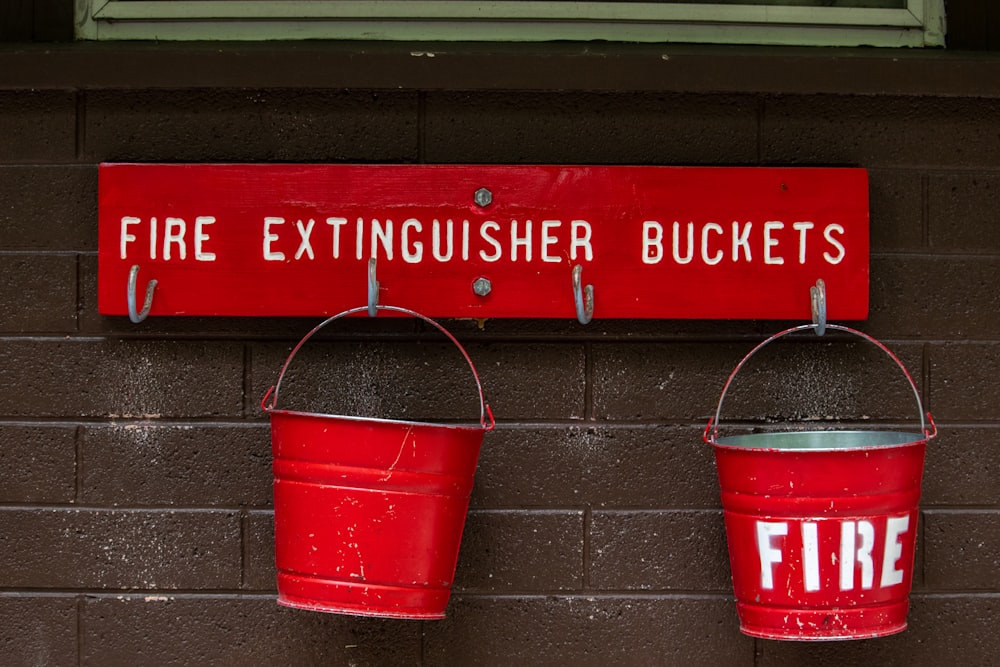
[{"xmin": 75, "ymin": 0, "xmax": 945, "ymax": 47}]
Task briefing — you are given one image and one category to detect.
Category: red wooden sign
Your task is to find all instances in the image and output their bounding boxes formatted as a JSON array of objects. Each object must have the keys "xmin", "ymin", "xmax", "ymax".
[{"xmin": 98, "ymin": 164, "xmax": 869, "ymax": 320}]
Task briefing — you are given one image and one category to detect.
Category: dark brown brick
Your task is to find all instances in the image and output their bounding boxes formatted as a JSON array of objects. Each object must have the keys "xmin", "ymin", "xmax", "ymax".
[
  {"xmin": 928, "ymin": 343, "xmax": 1000, "ymax": 422},
  {"xmin": 252, "ymin": 339, "xmax": 584, "ymax": 422},
  {"xmin": 869, "ymin": 169, "xmax": 924, "ymax": 253},
  {"xmin": 0, "ymin": 339, "xmax": 243, "ymax": 418},
  {"xmin": 0, "ymin": 425, "xmax": 76, "ymax": 503},
  {"xmin": 0, "ymin": 254, "xmax": 77, "ymax": 333},
  {"xmin": 453, "ymin": 510, "xmax": 584, "ymax": 592},
  {"xmin": 0, "ymin": 596, "xmax": 77, "ymax": 666},
  {"xmin": 80, "ymin": 596, "xmax": 421, "ymax": 666},
  {"xmin": 0, "ymin": 509, "xmax": 240, "ymax": 589},
  {"xmin": 80, "ymin": 424, "xmax": 271, "ymax": 507},
  {"xmin": 757, "ymin": 595, "xmax": 1000, "ymax": 666},
  {"xmin": 590, "ymin": 510, "xmax": 730, "ymax": 591},
  {"xmin": 923, "ymin": 511, "xmax": 1000, "ymax": 590},
  {"xmin": 922, "ymin": 427, "xmax": 1000, "ymax": 506},
  {"xmin": 593, "ymin": 342, "xmax": 737, "ymax": 421},
  {"xmin": 471, "ymin": 425, "xmax": 721, "ymax": 509},
  {"xmin": 243, "ymin": 511, "xmax": 275, "ymax": 592},
  {"xmin": 594, "ymin": 338, "xmax": 924, "ymax": 424},
  {"xmin": 424, "ymin": 91, "xmax": 758, "ymax": 165},
  {"xmin": 425, "ymin": 596, "xmax": 751, "ymax": 666},
  {"xmin": 928, "ymin": 171, "xmax": 1000, "ymax": 252},
  {"xmin": 0, "ymin": 90, "xmax": 76, "ymax": 162},
  {"xmin": 868, "ymin": 256, "xmax": 1000, "ymax": 339},
  {"xmin": 0, "ymin": 166, "xmax": 97, "ymax": 250},
  {"xmin": 84, "ymin": 89, "xmax": 419, "ymax": 162},
  {"xmin": 763, "ymin": 95, "xmax": 1000, "ymax": 168}
]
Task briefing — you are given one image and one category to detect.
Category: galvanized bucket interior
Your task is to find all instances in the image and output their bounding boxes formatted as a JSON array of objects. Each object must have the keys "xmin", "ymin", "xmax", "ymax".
[{"xmin": 714, "ymin": 429, "xmax": 927, "ymax": 451}]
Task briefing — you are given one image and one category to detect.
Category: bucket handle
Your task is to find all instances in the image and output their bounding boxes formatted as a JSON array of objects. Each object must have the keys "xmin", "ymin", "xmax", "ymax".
[
  {"xmin": 706, "ymin": 323, "xmax": 936, "ymax": 444},
  {"xmin": 261, "ymin": 305, "xmax": 495, "ymax": 431}
]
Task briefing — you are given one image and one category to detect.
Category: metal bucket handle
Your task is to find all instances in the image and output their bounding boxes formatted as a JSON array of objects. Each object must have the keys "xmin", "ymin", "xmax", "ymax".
[
  {"xmin": 261, "ymin": 305, "xmax": 495, "ymax": 431},
  {"xmin": 706, "ymin": 323, "xmax": 936, "ymax": 443}
]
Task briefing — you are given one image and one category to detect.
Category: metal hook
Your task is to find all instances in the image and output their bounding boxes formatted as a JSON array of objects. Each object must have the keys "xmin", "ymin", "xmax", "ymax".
[
  {"xmin": 367, "ymin": 257, "xmax": 379, "ymax": 317},
  {"xmin": 572, "ymin": 264, "xmax": 594, "ymax": 325},
  {"xmin": 810, "ymin": 278, "xmax": 827, "ymax": 337},
  {"xmin": 127, "ymin": 265, "xmax": 157, "ymax": 324}
]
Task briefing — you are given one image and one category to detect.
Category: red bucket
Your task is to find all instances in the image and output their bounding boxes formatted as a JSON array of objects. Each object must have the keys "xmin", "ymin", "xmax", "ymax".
[
  {"xmin": 261, "ymin": 305, "xmax": 494, "ymax": 620},
  {"xmin": 704, "ymin": 324, "xmax": 937, "ymax": 641}
]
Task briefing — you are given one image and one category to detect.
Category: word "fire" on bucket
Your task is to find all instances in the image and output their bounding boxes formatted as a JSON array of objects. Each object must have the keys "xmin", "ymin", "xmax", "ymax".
[{"xmin": 753, "ymin": 514, "xmax": 914, "ymax": 594}]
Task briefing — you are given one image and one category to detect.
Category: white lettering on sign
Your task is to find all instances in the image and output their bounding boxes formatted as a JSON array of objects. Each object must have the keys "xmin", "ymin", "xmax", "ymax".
[
  {"xmin": 641, "ymin": 220, "xmax": 847, "ymax": 267},
  {"xmin": 118, "ymin": 212, "xmax": 848, "ymax": 270},
  {"xmin": 755, "ymin": 515, "xmax": 911, "ymax": 594},
  {"xmin": 119, "ymin": 216, "xmax": 217, "ymax": 262}
]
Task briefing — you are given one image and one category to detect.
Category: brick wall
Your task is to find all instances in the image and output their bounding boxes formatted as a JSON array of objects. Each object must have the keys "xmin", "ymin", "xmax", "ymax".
[{"xmin": 2, "ymin": 50, "xmax": 1000, "ymax": 666}]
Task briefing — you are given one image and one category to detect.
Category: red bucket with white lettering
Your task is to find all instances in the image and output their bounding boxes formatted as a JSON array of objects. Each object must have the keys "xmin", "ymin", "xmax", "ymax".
[
  {"xmin": 261, "ymin": 305, "xmax": 494, "ymax": 620},
  {"xmin": 704, "ymin": 324, "xmax": 936, "ymax": 641}
]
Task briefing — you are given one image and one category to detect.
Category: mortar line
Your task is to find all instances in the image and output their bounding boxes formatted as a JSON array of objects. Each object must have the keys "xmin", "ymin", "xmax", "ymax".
[
  {"xmin": 76, "ymin": 595, "xmax": 83, "ymax": 667},
  {"xmin": 73, "ymin": 425, "xmax": 82, "ymax": 504}
]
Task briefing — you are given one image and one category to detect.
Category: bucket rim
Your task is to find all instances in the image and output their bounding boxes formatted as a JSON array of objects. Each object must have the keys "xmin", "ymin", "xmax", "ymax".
[
  {"xmin": 710, "ymin": 428, "xmax": 930, "ymax": 452},
  {"xmin": 266, "ymin": 406, "xmax": 491, "ymax": 433}
]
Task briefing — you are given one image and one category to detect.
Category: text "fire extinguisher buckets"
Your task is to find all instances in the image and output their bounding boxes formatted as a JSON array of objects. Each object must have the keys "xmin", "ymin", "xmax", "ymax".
[
  {"xmin": 261, "ymin": 305, "xmax": 494, "ymax": 620},
  {"xmin": 704, "ymin": 324, "xmax": 936, "ymax": 641}
]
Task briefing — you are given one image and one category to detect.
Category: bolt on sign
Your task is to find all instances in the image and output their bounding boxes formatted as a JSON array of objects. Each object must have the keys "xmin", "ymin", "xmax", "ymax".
[{"xmin": 97, "ymin": 164, "xmax": 869, "ymax": 319}]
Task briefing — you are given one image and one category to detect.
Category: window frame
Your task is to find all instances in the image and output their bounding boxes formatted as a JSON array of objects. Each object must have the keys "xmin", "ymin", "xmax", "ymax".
[{"xmin": 75, "ymin": 0, "xmax": 946, "ymax": 47}]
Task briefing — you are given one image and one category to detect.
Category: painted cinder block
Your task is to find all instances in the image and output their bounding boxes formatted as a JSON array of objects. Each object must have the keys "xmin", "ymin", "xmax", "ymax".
[
  {"xmin": 79, "ymin": 423, "xmax": 272, "ymax": 507},
  {"xmin": 251, "ymin": 339, "xmax": 585, "ymax": 422},
  {"xmin": 0, "ymin": 597, "xmax": 77, "ymax": 666},
  {"xmin": 929, "ymin": 343, "xmax": 1000, "ymax": 422},
  {"xmin": 0, "ymin": 166, "xmax": 97, "ymax": 251},
  {"xmin": 82, "ymin": 89, "xmax": 420, "ymax": 163},
  {"xmin": 0, "ymin": 425, "xmax": 76, "ymax": 503},
  {"xmin": 928, "ymin": 171, "xmax": 1000, "ymax": 252},
  {"xmin": 0, "ymin": 509, "xmax": 240, "ymax": 589},
  {"xmin": 0, "ymin": 254, "xmax": 77, "ymax": 333},
  {"xmin": 868, "ymin": 256, "xmax": 1000, "ymax": 339},
  {"xmin": 423, "ymin": 91, "xmax": 759, "ymax": 165},
  {"xmin": 470, "ymin": 425, "xmax": 720, "ymax": 510},
  {"xmin": 423, "ymin": 596, "xmax": 751, "ymax": 666},
  {"xmin": 923, "ymin": 510, "xmax": 1000, "ymax": 590},
  {"xmin": 589, "ymin": 510, "xmax": 731, "ymax": 592},
  {"xmin": 453, "ymin": 510, "xmax": 585, "ymax": 592},
  {"xmin": 762, "ymin": 95, "xmax": 1000, "ymax": 168},
  {"xmin": 0, "ymin": 339, "xmax": 244, "ymax": 417},
  {"xmin": 922, "ymin": 427, "xmax": 1000, "ymax": 506},
  {"xmin": 242, "ymin": 511, "xmax": 276, "ymax": 592},
  {"xmin": 593, "ymin": 339, "xmax": 923, "ymax": 423},
  {"xmin": 868, "ymin": 169, "xmax": 924, "ymax": 253},
  {"xmin": 0, "ymin": 90, "xmax": 76, "ymax": 162},
  {"xmin": 80, "ymin": 596, "xmax": 422, "ymax": 666}
]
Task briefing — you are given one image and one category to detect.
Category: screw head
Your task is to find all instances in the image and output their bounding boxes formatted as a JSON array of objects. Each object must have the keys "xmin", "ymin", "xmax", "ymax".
[
  {"xmin": 474, "ymin": 188, "xmax": 493, "ymax": 208},
  {"xmin": 472, "ymin": 277, "xmax": 492, "ymax": 297}
]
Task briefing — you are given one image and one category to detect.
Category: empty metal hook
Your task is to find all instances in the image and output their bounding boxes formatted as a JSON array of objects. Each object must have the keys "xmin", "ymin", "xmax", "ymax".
[
  {"xmin": 368, "ymin": 257, "xmax": 379, "ymax": 317},
  {"xmin": 572, "ymin": 264, "xmax": 594, "ymax": 325},
  {"xmin": 810, "ymin": 278, "xmax": 827, "ymax": 336},
  {"xmin": 127, "ymin": 264, "xmax": 157, "ymax": 324}
]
